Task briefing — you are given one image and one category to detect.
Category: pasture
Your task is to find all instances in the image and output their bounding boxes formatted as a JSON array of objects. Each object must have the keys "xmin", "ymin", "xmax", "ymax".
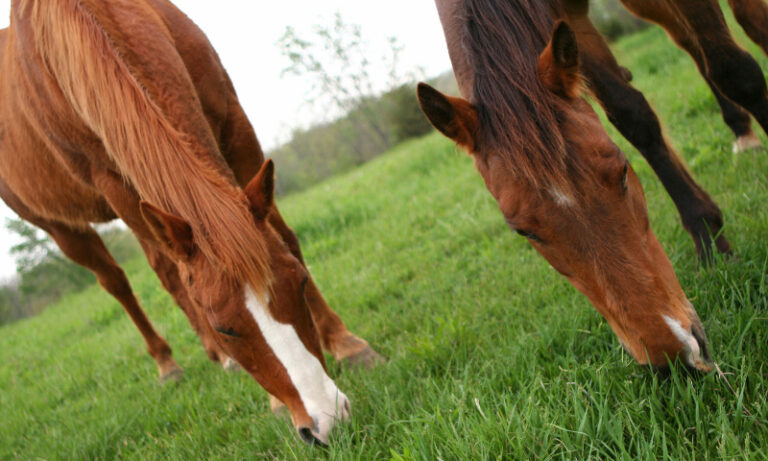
[{"xmin": 1, "ymin": 14, "xmax": 768, "ymax": 460}]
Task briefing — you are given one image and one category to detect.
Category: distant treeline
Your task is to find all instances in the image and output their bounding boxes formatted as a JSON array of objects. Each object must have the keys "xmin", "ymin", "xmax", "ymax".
[{"xmin": 270, "ymin": 74, "xmax": 457, "ymax": 195}]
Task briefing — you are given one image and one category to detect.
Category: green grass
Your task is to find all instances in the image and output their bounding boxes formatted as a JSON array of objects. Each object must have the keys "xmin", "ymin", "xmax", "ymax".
[{"xmin": 2, "ymin": 11, "xmax": 768, "ymax": 461}]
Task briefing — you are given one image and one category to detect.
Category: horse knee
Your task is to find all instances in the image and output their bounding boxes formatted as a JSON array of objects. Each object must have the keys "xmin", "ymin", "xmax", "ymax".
[
  {"xmin": 706, "ymin": 49, "xmax": 767, "ymax": 107},
  {"xmin": 604, "ymin": 86, "xmax": 663, "ymax": 152},
  {"xmin": 97, "ymin": 265, "xmax": 133, "ymax": 298}
]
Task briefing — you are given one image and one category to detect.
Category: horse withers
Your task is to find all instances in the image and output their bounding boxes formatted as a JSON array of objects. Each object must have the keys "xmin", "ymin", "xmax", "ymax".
[
  {"xmin": 419, "ymin": 0, "xmax": 713, "ymax": 372},
  {"xmin": 0, "ymin": 0, "xmax": 380, "ymax": 445}
]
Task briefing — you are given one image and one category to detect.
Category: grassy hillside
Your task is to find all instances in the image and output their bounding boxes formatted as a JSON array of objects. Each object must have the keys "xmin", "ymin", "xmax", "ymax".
[{"xmin": 2, "ymin": 12, "xmax": 768, "ymax": 461}]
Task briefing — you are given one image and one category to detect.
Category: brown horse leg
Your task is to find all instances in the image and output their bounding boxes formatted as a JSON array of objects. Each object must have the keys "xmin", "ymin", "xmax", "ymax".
[
  {"xmin": 728, "ymin": 0, "xmax": 768, "ymax": 56},
  {"xmin": 563, "ymin": 5, "xmax": 730, "ymax": 260},
  {"xmin": 268, "ymin": 209, "xmax": 383, "ymax": 366},
  {"xmin": 90, "ymin": 168, "xmax": 239, "ymax": 369},
  {"xmin": 620, "ymin": 0, "xmax": 760, "ymax": 152},
  {"xmin": 139, "ymin": 239, "xmax": 237, "ymax": 369},
  {"xmin": 667, "ymin": 26, "xmax": 759, "ymax": 152},
  {"xmin": 671, "ymin": 0, "xmax": 768, "ymax": 137},
  {"xmin": 42, "ymin": 223, "xmax": 181, "ymax": 380},
  {"xmin": 219, "ymin": 99, "xmax": 383, "ymax": 367},
  {"xmin": 0, "ymin": 178, "xmax": 181, "ymax": 380}
]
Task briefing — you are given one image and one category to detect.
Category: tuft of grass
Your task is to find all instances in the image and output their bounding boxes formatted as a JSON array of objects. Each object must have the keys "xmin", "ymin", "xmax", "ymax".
[{"xmin": 1, "ymin": 7, "xmax": 767, "ymax": 460}]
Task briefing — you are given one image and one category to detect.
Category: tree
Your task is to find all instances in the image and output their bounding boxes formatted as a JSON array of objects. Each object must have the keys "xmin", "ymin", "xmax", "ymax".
[
  {"xmin": 7, "ymin": 218, "xmax": 93, "ymax": 303},
  {"xmin": 277, "ymin": 12, "xmax": 423, "ymax": 160}
]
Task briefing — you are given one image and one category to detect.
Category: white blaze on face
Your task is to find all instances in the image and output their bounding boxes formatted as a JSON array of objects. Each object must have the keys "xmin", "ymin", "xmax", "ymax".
[
  {"xmin": 662, "ymin": 314, "xmax": 705, "ymax": 369},
  {"xmin": 244, "ymin": 286, "xmax": 350, "ymax": 444}
]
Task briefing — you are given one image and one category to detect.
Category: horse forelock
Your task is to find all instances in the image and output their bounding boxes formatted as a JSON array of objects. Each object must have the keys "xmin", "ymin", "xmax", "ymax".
[
  {"xmin": 461, "ymin": 0, "xmax": 589, "ymax": 194},
  {"xmin": 19, "ymin": 0, "xmax": 273, "ymax": 295}
]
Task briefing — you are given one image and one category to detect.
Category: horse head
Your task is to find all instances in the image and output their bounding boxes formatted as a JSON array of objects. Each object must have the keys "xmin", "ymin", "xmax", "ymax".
[
  {"xmin": 140, "ymin": 160, "xmax": 348, "ymax": 445},
  {"xmin": 419, "ymin": 19, "xmax": 712, "ymax": 372}
]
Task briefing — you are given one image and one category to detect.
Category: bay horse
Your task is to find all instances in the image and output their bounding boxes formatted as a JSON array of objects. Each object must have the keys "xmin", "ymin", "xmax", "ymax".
[
  {"xmin": 558, "ymin": 0, "xmax": 768, "ymax": 263},
  {"xmin": 419, "ymin": 0, "xmax": 714, "ymax": 371},
  {"xmin": 0, "ymin": 0, "xmax": 379, "ymax": 445}
]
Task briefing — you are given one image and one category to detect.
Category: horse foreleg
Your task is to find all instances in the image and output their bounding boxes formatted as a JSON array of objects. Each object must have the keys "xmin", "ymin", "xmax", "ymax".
[
  {"xmin": 0, "ymin": 179, "xmax": 181, "ymax": 380},
  {"xmin": 90, "ymin": 167, "xmax": 240, "ymax": 372},
  {"xmin": 621, "ymin": 0, "xmax": 761, "ymax": 152},
  {"xmin": 139, "ymin": 240, "xmax": 236, "ymax": 369},
  {"xmin": 564, "ymin": 9, "xmax": 731, "ymax": 261},
  {"xmin": 672, "ymin": 0, "xmax": 768, "ymax": 138},
  {"xmin": 47, "ymin": 222, "xmax": 182, "ymax": 381},
  {"xmin": 728, "ymin": 0, "xmax": 768, "ymax": 57},
  {"xmin": 268, "ymin": 210, "xmax": 384, "ymax": 368}
]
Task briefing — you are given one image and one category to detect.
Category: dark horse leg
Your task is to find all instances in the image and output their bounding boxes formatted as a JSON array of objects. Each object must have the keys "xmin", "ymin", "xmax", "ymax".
[
  {"xmin": 620, "ymin": 0, "xmax": 762, "ymax": 152},
  {"xmin": 562, "ymin": 0, "xmax": 731, "ymax": 261},
  {"xmin": 667, "ymin": 0, "xmax": 768, "ymax": 137},
  {"xmin": 218, "ymin": 97, "xmax": 383, "ymax": 368},
  {"xmin": 0, "ymin": 179, "xmax": 183, "ymax": 381},
  {"xmin": 728, "ymin": 0, "xmax": 768, "ymax": 56}
]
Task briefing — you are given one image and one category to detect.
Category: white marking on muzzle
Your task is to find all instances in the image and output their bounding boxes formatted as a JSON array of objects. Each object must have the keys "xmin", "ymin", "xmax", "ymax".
[
  {"xmin": 662, "ymin": 315, "xmax": 703, "ymax": 368},
  {"xmin": 244, "ymin": 287, "xmax": 349, "ymax": 444}
]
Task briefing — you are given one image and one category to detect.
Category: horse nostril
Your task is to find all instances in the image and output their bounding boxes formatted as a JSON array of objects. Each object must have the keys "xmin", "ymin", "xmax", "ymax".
[
  {"xmin": 690, "ymin": 320, "xmax": 711, "ymax": 362},
  {"xmin": 297, "ymin": 427, "xmax": 328, "ymax": 448}
]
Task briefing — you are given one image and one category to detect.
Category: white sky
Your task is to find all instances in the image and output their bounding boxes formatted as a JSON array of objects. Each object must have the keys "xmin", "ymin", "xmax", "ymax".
[{"xmin": 0, "ymin": 0, "xmax": 451, "ymax": 280}]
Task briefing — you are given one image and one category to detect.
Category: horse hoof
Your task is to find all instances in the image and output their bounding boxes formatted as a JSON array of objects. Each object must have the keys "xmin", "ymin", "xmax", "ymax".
[
  {"xmin": 159, "ymin": 366, "xmax": 184, "ymax": 384},
  {"xmin": 222, "ymin": 356, "xmax": 241, "ymax": 372},
  {"xmin": 341, "ymin": 345, "xmax": 386, "ymax": 370},
  {"xmin": 733, "ymin": 132, "xmax": 762, "ymax": 153}
]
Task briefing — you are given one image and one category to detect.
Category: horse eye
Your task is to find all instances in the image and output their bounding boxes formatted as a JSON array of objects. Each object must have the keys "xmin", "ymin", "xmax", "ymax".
[
  {"xmin": 515, "ymin": 229, "xmax": 541, "ymax": 242},
  {"xmin": 187, "ymin": 274, "xmax": 194, "ymax": 285}
]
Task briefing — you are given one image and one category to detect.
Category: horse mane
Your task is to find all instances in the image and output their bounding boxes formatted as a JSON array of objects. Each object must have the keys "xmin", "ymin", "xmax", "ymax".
[
  {"xmin": 23, "ymin": 0, "xmax": 272, "ymax": 294},
  {"xmin": 461, "ymin": 0, "xmax": 583, "ymax": 191}
]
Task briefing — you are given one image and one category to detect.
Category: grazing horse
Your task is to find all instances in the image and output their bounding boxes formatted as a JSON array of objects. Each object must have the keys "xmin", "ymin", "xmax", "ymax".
[
  {"xmin": 0, "ymin": 0, "xmax": 380, "ymax": 445},
  {"xmin": 419, "ymin": 0, "xmax": 713, "ymax": 371},
  {"xmin": 559, "ymin": 0, "xmax": 768, "ymax": 262}
]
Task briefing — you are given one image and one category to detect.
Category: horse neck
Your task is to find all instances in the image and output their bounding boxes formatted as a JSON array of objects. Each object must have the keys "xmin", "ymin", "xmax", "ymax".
[
  {"xmin": 435, "ymin": 0, "xmax": 475, "ymax": 99},
  {"xmin": 15, "ymin": 0, "xmax": 272, "ymax": 294}
]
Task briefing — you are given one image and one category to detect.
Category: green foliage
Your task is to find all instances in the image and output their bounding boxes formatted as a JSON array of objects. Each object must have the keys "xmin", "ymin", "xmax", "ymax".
[
  {"xmin": 0, "ymin": 282, "xmax": 22, "ymax": 326},
  {"xmin": 589, "ymin": 0, "xmax": 649, "ymax": 41},
  {"xmin": 383, "ymin": 83, "xmax": 434, "ymax": 144},
  {"xmin": 273, "ymin": 13, "xmax": 430, "ymax": 195},
  {"xmin": 7, "ymin": 219, "xmax": 93, "ymax": 305},
  {"xmin": 271, "ymin": 82, "xmax": 434, "ymax": 195},
  {"xmin": 1, "ymin": 10, "xmax": 768, "ymax": 459}
]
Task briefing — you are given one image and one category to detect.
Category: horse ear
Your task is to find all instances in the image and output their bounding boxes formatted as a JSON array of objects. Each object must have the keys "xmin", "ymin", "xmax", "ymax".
[
  {"xmin": 538, "ymin": 20, "xmax": 581, "ymax": 98},
  {"xmin": 417, "ymin": 82, "xmax": 479, "ymax": 151},
  {"xmin": 140, "ymin": 201, "xmax": 196, "ymax": 260},
  {"xmin": 244, "ymin": 159, "xmax": 275, "ymax": 220}
]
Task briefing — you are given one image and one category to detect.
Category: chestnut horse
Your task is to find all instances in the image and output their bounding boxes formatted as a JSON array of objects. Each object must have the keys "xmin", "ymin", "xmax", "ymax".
[
  {"xmin": 0, "ymin": 0, "xmax": 379, "ymax": 445},
  {"xmin": 419, "ymin": 0, "xmax": 713, "ymax": 371},
  {"xmin": 559, "ymin": 0, "xmax": 768, "ymax": 263}
]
